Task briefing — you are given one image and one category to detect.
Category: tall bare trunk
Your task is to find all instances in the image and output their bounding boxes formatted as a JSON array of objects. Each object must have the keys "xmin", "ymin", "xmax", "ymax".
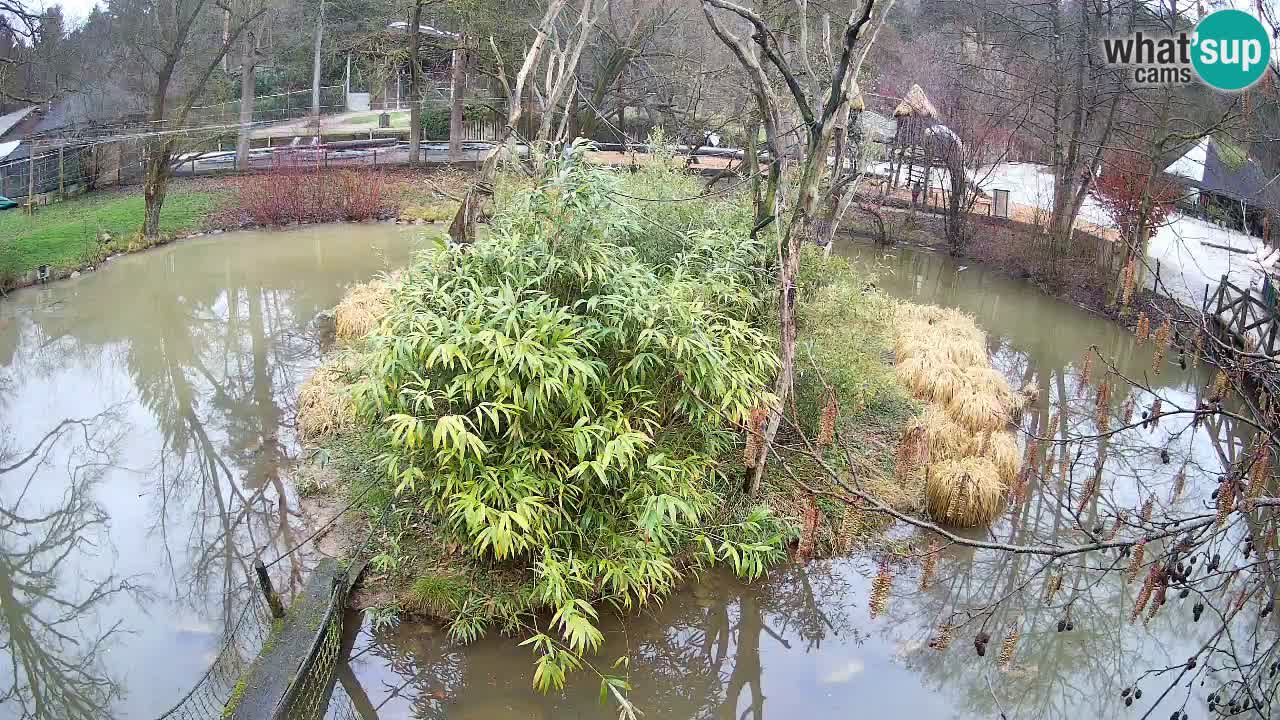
[
  {"xmin": 448, "ymin": 43, "xmax": 466, "ymax": 161},
  {"xmin": 236, "ymin": 40, "xmax": 256, "ymax": 172},
  {"xmin": 311, "ymin": 0, "xmax": 325, "ymax": 121},
  {"xmin": 408, "ymin": 1, "xmax": 423, "ymax": 164}
]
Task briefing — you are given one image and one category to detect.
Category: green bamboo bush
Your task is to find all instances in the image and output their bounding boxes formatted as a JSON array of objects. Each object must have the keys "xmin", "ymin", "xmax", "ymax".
[{"xmin": 353, "ymin": 146, "xmax": 792, "ymax": 690}]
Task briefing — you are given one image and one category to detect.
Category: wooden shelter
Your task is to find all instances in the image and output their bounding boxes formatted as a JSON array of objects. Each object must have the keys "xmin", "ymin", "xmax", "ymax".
[{"xmin": 887, "ymin": 84, "xmax": 939, "ymax": 202}]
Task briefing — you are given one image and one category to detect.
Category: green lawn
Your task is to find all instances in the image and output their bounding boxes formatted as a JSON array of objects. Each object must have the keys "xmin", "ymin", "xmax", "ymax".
[
  {"xmin": 344, "ymin": 111, "xmax": 410, "ymax": 127},
  {"xmin": 0, "ymin": 189, "xmax": 221, "ymax": 283}
]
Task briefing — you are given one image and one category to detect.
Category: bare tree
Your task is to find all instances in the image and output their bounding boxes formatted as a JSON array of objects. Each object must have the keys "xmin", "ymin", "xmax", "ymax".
[
  {"xmin": 702, "ymin": 0, "xmax": 893, "ymax": 494},
  {"xmin": 448, "ymin": 0, "xmax": 575, "ymax": 244},
  {"xmin": 113, "ymin": 0, "xmax": 268, "ymax": 238}
]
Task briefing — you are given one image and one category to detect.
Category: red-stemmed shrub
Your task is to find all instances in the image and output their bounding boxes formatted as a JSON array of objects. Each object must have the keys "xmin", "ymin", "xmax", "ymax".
[
  {"xmin": 1093, "ymin": 149, "xmax": 1180, "ymax": 243},
  {"xmin": 238, "ymin": 158, "xmax": 391, "ymax": 226}
]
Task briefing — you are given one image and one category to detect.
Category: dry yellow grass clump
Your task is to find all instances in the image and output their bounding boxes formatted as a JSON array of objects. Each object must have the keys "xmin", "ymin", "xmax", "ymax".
[
  {"xmin": 334, "ymin": 279, "xmax": 392, "ymax": 342},
  {"xmin": 298, "ymin": 359, "xmax": 359, "ymax": 441},
  {"xmin": 926, "ymin": 458, "xmax": 1006, "ymax": 528},
  {"xmin": 893, "ymin": 302, "xmax": 1025, "ymax": 528}
]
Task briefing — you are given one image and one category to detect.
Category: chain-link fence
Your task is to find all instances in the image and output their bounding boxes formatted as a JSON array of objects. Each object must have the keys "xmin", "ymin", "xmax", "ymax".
[
  {"xmin": 0, "ymin": 140, "xmax": 147, "ymax": 204},
  {"xmin": 273, "ymin": 573, "xmax": 349, "ymax": 720},
  {"xmin": 153, "ymin": 593, "xmax": 275, "ymax": 720},
  {"xmin": 189, "ymin": 86, "xmax": 347, "ymax": 127}
]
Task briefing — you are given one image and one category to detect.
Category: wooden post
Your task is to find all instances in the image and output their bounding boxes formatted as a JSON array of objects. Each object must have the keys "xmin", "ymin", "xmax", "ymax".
[
  {"xmin": 255, "ymin": 559, "xmax": 286, "ymax": 619},
  {"xmin": 58, "ymin": 146, "xmax": 65, "ymax": 198}
]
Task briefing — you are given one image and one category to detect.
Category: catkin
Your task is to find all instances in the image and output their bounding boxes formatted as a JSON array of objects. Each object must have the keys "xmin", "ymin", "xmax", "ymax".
[
  {"xmin": 1136, "ymin": 312, "xmax": 1151, "ymax": 344},
  {"xmin": 1170, "ymin": 465, "xmax": 1187, "ymax": 503},
  {"xmin": 1125, "ymin": 540, "xmax": 1146, "ymax": 584},
  {"xmin": 920, "ymin": 541, "xmax": 940, "ymax": 591},
  {"xmin": 1123, "ymin": 395, "xmax": 1136, "ymax": 424},
  {"xmin": 1213, "ymin": 370, "xmax": 1229, "ymax": 399},
  {"xmin": 1044, "ymin": 573, "xmax": 1063, "ymax": 605},
  {"xmin": 931, "ymin": 622, "xmax": 954, "ymax": 651},
  {"xmin": 1216, "ymin": 479, "xmax": 1236, "ymax": 526},
  {"xmin": 998, "ymin": 623, "xmax": 1020, "ymax": 670},
  {"xmin": 1249, "ymin": 447, "xmax": 1271, "ymax": 498},
  {"xmin": 1108, "ymin": 511, "xmax": 1128, "ymax": 541},
  {"xmin": 1080, "ymin": 352, "xmax": 1094, "ymax": 389},
  {"xmin": 1131, "ymin": 564, "xmax": 1160, "ymax": 622},
  {"xmin": 744, "ymin": 407, "xmax": 767, "ymax": 467},
  {"xmin": 1077, "ymin": 469, "xmax": 1100, "ymax": 513},
  {"xmin": 818, "ymin": 393, "xmax": 838, "ymax": 448},
  {"xmin": 1149, "ymin": 398, "xmax": 1162, "ymax": 427},
  {"xmin": 1152, "ymin": 321, "xmax": 1172, "ymax": 373},
  {"xmin": 869, "ymin": 561, "xmax": 893, "ymax": 619},
  {"xmin": 1122, "ymin": 258, "xmax": 1138, "ymax": 306},
  {"xmin": 1140, "ymin": 497, "xmax": 1154, "ymax": 524},
  {"xmin": 1095, "ymin": 382, "xmax": 1112, "ymax": 433}
]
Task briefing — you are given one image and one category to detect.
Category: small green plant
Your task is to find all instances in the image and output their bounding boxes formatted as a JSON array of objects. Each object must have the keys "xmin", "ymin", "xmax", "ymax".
[
  {"xmin": 406, "ymin": 573, "xmax": 468, "ymax": 617},
  {"xmin": 362, "ymin": 603, "xmax": 400, "ymax": 632}
]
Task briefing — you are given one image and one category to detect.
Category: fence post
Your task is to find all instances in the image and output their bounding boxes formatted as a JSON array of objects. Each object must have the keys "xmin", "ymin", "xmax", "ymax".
[
  {"xmin": 255, "ymin": 560, "xmax": 286, "ymax": 619},
  {"xmin": 58, "ymin": 146, "xmax": 65, "ymax": 198},
  {"xmin": 26, "ymin": 144, "xmax": 36, "ymax": 213}
]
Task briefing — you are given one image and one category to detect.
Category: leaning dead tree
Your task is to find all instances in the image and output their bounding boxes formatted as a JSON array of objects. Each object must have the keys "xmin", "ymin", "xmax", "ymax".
[{"xmin": 702, "ymin": 0, "xmax": 892, "ymax": 495}]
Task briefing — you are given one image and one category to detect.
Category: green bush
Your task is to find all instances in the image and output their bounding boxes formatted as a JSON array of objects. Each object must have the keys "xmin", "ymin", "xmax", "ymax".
[{"xmin": 354, "ymin": 146, "xmax": 791, "ymax": 692}]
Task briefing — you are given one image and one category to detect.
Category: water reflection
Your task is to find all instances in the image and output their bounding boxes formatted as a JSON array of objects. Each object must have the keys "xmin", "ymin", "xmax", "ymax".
[
  {"xmin": 0, "ymin": 224, "xmax": 427, "ymax": 718},
  {"xmin": 0, "ymin": 409, "xmax": 133, "ymax": 720},
  {"xmin": 341, "ymin": 241, "xmax": 1267, "ymax": 719}
]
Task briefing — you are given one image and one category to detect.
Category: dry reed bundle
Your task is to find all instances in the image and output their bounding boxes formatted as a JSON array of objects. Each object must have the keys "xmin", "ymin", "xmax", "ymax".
[
  {"xmin": 925, "ymin": 457, "xmax": 1005, "ymax": 527},
  {"xmin": 916, "ymin": 405, "xmax": 970, "ymax": 461},
  {"xmin": 334, "ymin": 280, "xmax": 392, "ymax": 342},
  {"xmin": 895, "ymin": 356, "xmax": 968, "ymax": 404},
  {"xmin": 965, "ymin": 430, "xmax": 1020, "ymax": 481},
  {"xmin": 297, "ymin": 362, "xmax": 358, "ymax": 441},
  {"xmin": 946, "ymin": 385, "xmax": 1008, "ymax": 433}
]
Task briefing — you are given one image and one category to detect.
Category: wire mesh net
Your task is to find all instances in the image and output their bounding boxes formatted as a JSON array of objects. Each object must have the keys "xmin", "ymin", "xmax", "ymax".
[
  {"xmin": 275, "ymin": 576, "xmax": 348, "ymax": 720},
  {"xmin": 153, "ymin": 593, "xmax": 274, "ymax": 720}
]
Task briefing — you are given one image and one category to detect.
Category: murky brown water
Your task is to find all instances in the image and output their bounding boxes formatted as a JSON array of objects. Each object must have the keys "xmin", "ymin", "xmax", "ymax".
[
  {"xmin": 0, "ymin": 223, "xmax": 432, "ymax": 719},
  {"xmin": 0, "ymin": 227, "xmax": 1257, "ymax": 720},
  {"xmin": 333, "ymin": 240, "xmax": 1258, "ymax": 720}
]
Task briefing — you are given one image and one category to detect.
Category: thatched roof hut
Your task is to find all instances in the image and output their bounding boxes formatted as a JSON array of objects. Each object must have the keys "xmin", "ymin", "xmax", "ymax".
[{"xmin": 892, "ymin": 84, "xmax": 939, "ymax": 119}]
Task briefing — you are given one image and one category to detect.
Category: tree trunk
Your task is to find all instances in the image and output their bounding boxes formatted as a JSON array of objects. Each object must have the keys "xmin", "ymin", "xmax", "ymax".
[
  {"xmin": 142, "ymin": 142, "xmax": 173, "ymax": 239},
  {"xmin": 409, "ymin": 1, "xmax": 423, "ymax": 164},
  {"xmin": 236, "ymin": 40, "xmax": 256, "ymax": 172},
  {"xmin": 311, "ymin": 0, "xmax": 325, "ymax": 121},
  {"xmin": 448, "ymin": 43, "xmax": 466, "ymax": 161}
]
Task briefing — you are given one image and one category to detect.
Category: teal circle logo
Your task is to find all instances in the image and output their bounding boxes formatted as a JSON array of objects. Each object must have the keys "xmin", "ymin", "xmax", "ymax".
[{"xmin": 1192, "ymin": 9, "xmax": 1271, "ymax": 91}]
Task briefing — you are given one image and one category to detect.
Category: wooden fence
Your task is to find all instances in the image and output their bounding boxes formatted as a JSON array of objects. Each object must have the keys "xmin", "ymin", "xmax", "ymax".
[{"xmin": 1204, "ymin": 275, "xmax": 1280, "ymax": 356}]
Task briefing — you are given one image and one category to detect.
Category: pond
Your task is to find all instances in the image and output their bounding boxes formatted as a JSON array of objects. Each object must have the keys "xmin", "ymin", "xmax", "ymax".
[
  {"xmin": 333, "ymin": 240, "xmax": 1258, "ymax": 719},
  {"xmin": 0, "ymin": 227, "xmax": 1256, "ymax": 720},
  {"xmin": 0, "ymin": 223, "xmax": 431, "ymax": 720}
]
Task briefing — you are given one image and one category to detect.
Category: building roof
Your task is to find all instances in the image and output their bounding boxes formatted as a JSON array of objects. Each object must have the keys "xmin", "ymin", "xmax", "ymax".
[
  {"xmin": 1165, "ymin": 137, "xmax": 1280, "ymax": 210},
  {"xmin": 0, "ymin": 106, "xmax": 36, "ymax": 140},
  {"xmin": 386, "ymin": 21, "xmax": 459, "ymax": 39},
  {"xmin": 0, "ymin": 140, "xmax": 19, "ymax": 161}
]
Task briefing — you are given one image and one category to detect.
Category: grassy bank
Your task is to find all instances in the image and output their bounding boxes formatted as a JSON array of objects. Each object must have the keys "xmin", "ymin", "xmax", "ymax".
[
  {"xmin": 0, "ymin": 168, "xmax": 468, "ymax": 292},
  {"xmin": 0, "ymin": 187, "xmax": 227, "ymax": 287}
]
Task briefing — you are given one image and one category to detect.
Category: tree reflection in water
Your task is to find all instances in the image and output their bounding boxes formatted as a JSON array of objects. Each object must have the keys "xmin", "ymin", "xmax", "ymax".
[
  {"xmin": 0, "ymin": 409, "xmax": 142, "ymax": 720},
  {"xmin": 340, "ymin": 562, "xmax": 864, "ymax": 720}
]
